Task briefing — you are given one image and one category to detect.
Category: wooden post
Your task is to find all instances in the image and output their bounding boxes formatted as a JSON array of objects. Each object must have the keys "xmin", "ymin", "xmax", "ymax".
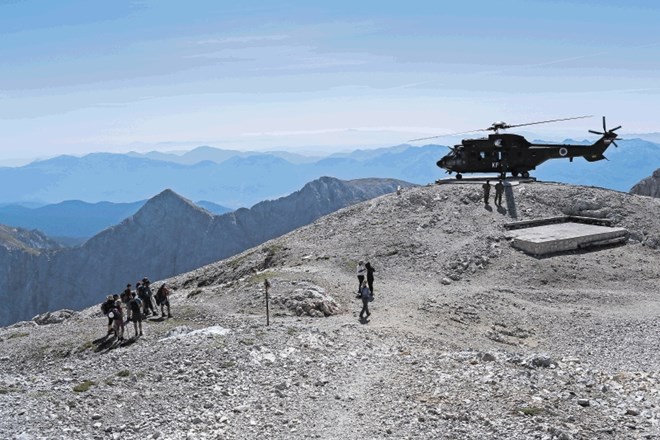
[{"xmin": 264, "ymin": 278, "xmax": 271, "ymax": 326}]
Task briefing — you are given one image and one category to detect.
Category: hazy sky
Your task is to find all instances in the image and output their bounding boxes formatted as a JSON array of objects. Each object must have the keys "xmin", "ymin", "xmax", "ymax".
[{"xmin": 1, "ymin": 0, "xmax": 659, "ymax": 159}]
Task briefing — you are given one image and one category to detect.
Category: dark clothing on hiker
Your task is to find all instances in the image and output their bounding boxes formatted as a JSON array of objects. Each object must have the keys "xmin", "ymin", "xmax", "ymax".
[
  {"xmin": 365, "ymin": 262, "xmax": 376, "ymax": 294},
  {"xmin": 494, "ymin": 181, "xmax": 504, "ymax": 206},
  {"xmin": 156, "ymin": 284, "xmax": 172, "ymax": 318},
  {"xmin": 482, "ymin": 181, "xmax": 491, "ymax": 205},
  {"xmin": 129, "ymin": 297, "xmax": 142, "ymax": 322},
  {"xmin": 359, "ymin": 285, "xmax": 372, "ymax": 319},
  {"xmin": 128, "ymin": 293, "xmax": 143, "ymax": 337},
  {"xmin": 138, "ymin": 282, "xmax": 156, "ymax": 316}
]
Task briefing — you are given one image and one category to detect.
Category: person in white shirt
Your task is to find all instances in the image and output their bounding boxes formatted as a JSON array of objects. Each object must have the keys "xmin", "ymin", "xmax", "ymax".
[{"xmin": 356, "ymin": 260, "xmax": 366, "ymax": 294}]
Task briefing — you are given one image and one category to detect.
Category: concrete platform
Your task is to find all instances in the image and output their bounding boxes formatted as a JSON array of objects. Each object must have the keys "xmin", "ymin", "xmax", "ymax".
[{"xmin": 505, "ymin": 219, "xmax": 628, "ymax": 256}]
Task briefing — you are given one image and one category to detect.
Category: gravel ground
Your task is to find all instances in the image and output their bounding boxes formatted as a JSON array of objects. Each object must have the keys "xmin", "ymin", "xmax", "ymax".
[{"xmin": 1, "ymin": 180, "xmax": 659, "ymax": 440}]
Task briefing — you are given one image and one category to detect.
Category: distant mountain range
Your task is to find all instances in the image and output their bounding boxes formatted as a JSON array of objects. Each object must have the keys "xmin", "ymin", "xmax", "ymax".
[
  {"xmin": 0, "ymin": 199, "xmax": 232, "ymax": 242},
  {"xmin": 0, "ymin": 139, "xmax": 660, "ymax": 245},
  {"xmin": 0, "ymin": 145, "xmax": 446, "ymax": 207},
  {"xmin": 0, "ymin": 176, "xmax": 411, "ymax": 326},
  {"xmin": 0, "ymin": 139, "xmax": 657, "ymax": 218}
]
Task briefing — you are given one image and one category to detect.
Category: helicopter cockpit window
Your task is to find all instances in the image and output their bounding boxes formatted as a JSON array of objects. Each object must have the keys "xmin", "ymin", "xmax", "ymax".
[{"xmin": 479, "ymin": 152, "xmax": 487, "ymax": 160}]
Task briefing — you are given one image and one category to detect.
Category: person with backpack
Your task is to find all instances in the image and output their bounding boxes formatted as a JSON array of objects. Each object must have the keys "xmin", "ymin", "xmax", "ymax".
[
  {"xmin": 155, "ymin": 284, "xmax": 172, "ymax": 318},
  {"xmin": 138, "ymin": 278, "xmax": 156, "ymax": 317},
  {"xmin": 128, "ymin": 291, "xmax": 143, "ymax": 337},
  {"xmin": 101, "ymin": 295, "xmax": 116, "ymax": 335},
  {"xmin": 359, "ymin": 281, "xmax": 373, "ymax": 320}
]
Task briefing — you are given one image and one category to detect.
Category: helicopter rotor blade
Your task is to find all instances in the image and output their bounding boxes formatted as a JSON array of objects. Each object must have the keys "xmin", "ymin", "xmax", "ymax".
[
  {"xmin": 408, "ymin": 128, "xmax": 489, "ymax": 142},
  {"xmin": 504, "ymin": 115, "xmax": 593, "ymax": 130},
  {"xmin": 588, "ymin": 130, "xmax": 604, "ymax": 135},
  {"xmin": 408, "ymin": 134, "xmax": 445, "ymax": 142},
  {"xmin": 612, "ymin": 140, "xmax": 619, "ymax": 148},
  {"xmin": 602, "ymin": 116, "xmax": 607, "ymax": 132},
  {"xmin": 610, "ymin": 125, "xmax": 622, "ymax": 132}
]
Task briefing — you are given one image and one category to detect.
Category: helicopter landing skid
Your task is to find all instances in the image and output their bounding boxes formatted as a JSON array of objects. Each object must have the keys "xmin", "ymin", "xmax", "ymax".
[{"xmin": 435, "ymin": 176, "xmax": 536, "ymax": 185}]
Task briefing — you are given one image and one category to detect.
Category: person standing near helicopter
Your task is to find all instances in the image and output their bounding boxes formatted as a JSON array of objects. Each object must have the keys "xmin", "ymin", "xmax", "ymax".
[
  {"xmin": 482, "ymin": 180, "xmax": 491, "ymax": 205},
  {"xmin": 494, "ymin": 180, "xmax": 504, "ymax": 206}
]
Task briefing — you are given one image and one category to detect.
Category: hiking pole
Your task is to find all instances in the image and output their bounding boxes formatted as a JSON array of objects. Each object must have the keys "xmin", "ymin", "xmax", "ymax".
[{"xmin": 264, "ymin": 279, "xmax": 271, "ymax": 326}]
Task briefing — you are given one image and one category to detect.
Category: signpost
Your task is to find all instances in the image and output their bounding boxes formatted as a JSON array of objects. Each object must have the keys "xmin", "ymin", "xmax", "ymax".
[{"xmin": 264, "ymin": 278, "xmax": 271, "ymax": 326}]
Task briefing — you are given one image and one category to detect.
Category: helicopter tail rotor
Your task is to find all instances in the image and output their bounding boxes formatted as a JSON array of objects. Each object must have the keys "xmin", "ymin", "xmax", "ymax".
[{"xmin": 588, "ymin": 116, "xmax": 621, "ymax": 147}]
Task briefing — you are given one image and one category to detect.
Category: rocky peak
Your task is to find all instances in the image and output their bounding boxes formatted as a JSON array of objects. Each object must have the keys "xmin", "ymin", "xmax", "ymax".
[
  {"xmin": 630, "ymin": 168, "xmax": 660, "ymax": 198},
  {"xmin": 131, "ymin": 188, "xmax": 211, "ymax": 222}
]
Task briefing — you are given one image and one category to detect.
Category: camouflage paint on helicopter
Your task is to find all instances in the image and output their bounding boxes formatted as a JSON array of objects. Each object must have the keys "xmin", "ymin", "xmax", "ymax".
[{"xmin": 412, "ymin": 116, "xmax": 621, "ymax": 180}]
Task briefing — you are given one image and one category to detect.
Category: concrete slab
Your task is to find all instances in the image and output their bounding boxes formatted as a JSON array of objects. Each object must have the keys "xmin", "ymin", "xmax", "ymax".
[{"xmin": 506, "ymin": 221, "xmax": 628, "ymax": 256}]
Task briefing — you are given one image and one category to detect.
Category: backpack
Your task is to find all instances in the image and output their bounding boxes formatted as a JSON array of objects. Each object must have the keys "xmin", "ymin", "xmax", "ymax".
[
  {"xmin": 360, "ymin": 286, "xmax": 373, "ymax": 302},
  {"xmin": 101, "ymin": 301, "xmax": 112, "ymax": 315},
  {"xmin": 129, "ymin": 298, "xmax": 142, "ymax": 314}
]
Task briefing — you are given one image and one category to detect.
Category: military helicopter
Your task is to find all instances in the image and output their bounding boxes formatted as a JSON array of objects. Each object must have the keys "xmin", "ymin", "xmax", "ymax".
[{"xmin": 411, "ymin": 116, "xmax": 621, "ymax": 180}]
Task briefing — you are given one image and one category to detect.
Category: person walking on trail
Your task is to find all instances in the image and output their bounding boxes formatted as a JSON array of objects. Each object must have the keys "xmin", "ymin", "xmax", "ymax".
[
  {"xmin": 365, "ymin": 262, "xmax": 376, "ymax": 295},
  {"xmin": 359, "ymin": 281, "xmax": 373, "ymax": 320},
  {"xmin": 155, "ymin": 284, "xmax": 172, "ymax": 318},
  {"xmin": 482, "ymin": 180, "xmax": 491, "ymax": 205},
  {"xmin": 128, "ymin": 291, "xmax": 143, "ymax": 337},
  {"xmin": 495, "ymin": 180, "xmax": 504, "ymax": 206},
  {"xmin": 356, "ymin": 260, "xmax": 367, "ymax": 294}
]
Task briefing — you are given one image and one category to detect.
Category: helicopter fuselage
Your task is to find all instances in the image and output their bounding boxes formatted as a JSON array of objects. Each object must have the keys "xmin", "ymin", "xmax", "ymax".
[{"xmin": 437, "ymin": 133, "xmax": 615, "ymax": 179}]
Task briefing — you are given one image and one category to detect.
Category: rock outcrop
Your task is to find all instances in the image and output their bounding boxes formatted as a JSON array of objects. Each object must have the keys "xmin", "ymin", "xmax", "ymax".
[
  {"xmin": 630, "ymin": 168, "xmax": 660, "ymax": 197},
  {"xmin": 0, "ymin": 177, "xmax": 410, "ymax": 326}
]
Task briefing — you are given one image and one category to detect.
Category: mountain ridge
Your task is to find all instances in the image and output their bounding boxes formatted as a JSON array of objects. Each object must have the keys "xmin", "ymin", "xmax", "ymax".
[{"xmin": 0, "ymin": 176, "xmax": 411, "ymax": 326}]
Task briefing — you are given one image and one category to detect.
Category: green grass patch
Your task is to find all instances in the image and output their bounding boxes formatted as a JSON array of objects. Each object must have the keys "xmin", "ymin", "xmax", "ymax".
[
  {"xmin": 73, "ymin": 380, "xmax": 96, "ymax": 393},
  {"xmin": 116, "ymin": 370, "xmax": 130, "ymax": 378},
  {"xmin": 0, "ymin": 387, "xmax": 19, "ymax": 394},
  {"xmin": 287, "ymin": 327, "xmax": 298, "ymax": 335},
  {"xmin": 264, "ymin": 244, "xmax": 283, "ymax": 255},
  {"xmin": 239, "ymin": 339, "xmax": 255, "ymax": 346},
  {"xmin": 76, "ymin": 340, "xmax": 95, "ymax": 353},
  {"xmin": 219, "ymin": 361, "xmax": 236, "ymax": 369},
  {"xmin": 227, "ymin": 252, "xmax": 253, "ymax": 269},
  {"xmin": 187, "ymin": 289, "xmax": 203, "ymax": 299},
  {"xmin": 8, "ymin": 332, "xmax": 29, "ymax": 339},
  {"xmin": 247, "ymin": 271, "xmax": 277, "ymax": 286},
  {"xmin": 515, "ymin": 406, "xmax": 549, "ymax": 416}
]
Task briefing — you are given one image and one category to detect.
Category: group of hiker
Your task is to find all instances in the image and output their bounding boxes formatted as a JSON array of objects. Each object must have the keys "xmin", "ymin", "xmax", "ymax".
[
  {"xmin": 100, "ymin": 277, "xmax": 172, "ymax": 341},
  {"xmin": 102, "ymin": 261, "xmax": 379, "ymax": 334},
  {"xmin": 483, "ymin": 180, "xmax": 505, "ymax": 206},
  {"xmin": 356, "ymin": 260, "xmax": 376, "ymax": 320}
]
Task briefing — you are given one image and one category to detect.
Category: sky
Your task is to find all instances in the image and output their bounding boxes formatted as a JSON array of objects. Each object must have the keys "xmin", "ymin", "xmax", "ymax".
[{"xmin": 1, "ymin": 0, "xmax": 659, "ymax": 161}]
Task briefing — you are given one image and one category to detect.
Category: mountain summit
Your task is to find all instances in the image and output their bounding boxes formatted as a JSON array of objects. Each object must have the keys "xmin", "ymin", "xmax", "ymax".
[{"xmin": 1, "ymin": 180, "xmax": 659, "ymax": 439}]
